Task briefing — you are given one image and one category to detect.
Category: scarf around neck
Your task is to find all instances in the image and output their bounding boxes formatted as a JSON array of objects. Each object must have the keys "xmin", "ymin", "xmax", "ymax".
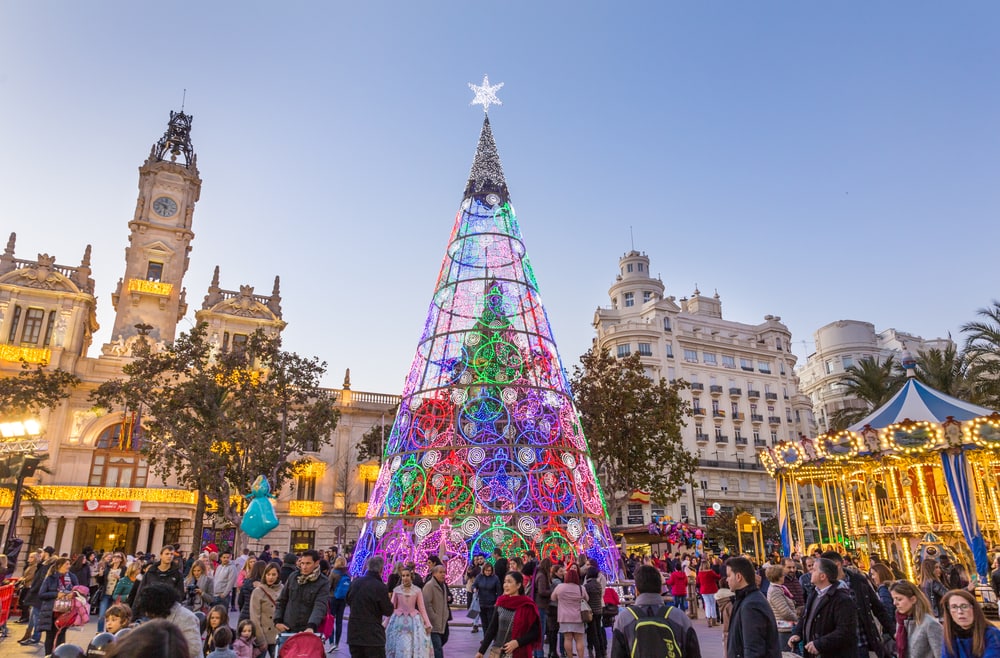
[
  {"xmin": 296, "ymin": 569, "xmax": 320, "ymax": 586},
  {"xmin": 496, "ymin": 594, "xmax": 540, "ymax": 658},
  {"xmin": 896, "ymin": 611, "xmax": 909, "ymax": 658}
]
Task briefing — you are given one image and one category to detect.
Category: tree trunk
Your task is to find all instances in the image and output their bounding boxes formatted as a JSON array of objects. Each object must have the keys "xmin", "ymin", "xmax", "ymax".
[{"xmin": 191, "ymin": 490, "xmax": 206, "ymax": 556}]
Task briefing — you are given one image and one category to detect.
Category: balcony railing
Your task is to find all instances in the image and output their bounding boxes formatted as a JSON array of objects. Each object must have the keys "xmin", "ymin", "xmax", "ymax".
[
  {"xmin": 729, "ymin": 387, "xmax": 742, "ymax": 396},
  {"xmin": 765, "ymin": 392, "xmax": 778, "ymax": 401},
  {"xmin": 693, "ymin": 407, "xmax": 706, "ymax": 417},
  {"xmin": 747, "ymin": 390, "xmax": 761, "ymax": 398},
  {"xmin": 751, "ymin": 414, "xmax": 764, "ymax": 422},
  {"xmin": 735, "ymin": 436, "xmax": 748, "ymax": 445},
  {"xmin": 696, "ymin": 433, "xmax": 709, "ymax": 442},
  {"xmin": 710, "ymin": 385, "xmax": 724, "ymax": 394},
  {"xmin": 768, "ymin": 416, "xmax": 782, "ymax": 425},
  {"xmin": 715, "ymin": 435, "xmax": 729, "ymax": 444},
  {"xmin": 690, "ymin": 383, "xmax": 705, "ymax": 391},
  {"xmin": 128, "ymin": 278, "xmax": 173, "ymax": 296},
  {"xmin": 698, "ymin": 458, "xmax": 763, "ymax": 471},
  {"xmin": 712, "ymin": 411, "xmax": 725, "ymax": 418},
  {"xmin": 754, "ymin": 439, "xmax": 768, "ymax": 447}
]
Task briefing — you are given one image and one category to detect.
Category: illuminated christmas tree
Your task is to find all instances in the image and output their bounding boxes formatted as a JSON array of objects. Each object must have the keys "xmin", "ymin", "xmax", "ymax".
[{"xmin": 350, "ymin": 78, "xmax": 620, "ymax": 583}]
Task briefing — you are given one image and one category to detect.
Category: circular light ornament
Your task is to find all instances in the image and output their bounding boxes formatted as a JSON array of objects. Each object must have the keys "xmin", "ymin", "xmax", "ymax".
[
  {"xmin": 777, "ymin": 442, "xmax": 805, "ymax": 468},
  {"xmin": 486, "ymin": 193, "xmax": 501, "ymax": 206},
  {"xmin": 816, "ymin": 430, "xmax": 862, "ymax": 461},
  {"xmin": 881, "ymin": 420, "xmax": 945, "ymax": 455}
]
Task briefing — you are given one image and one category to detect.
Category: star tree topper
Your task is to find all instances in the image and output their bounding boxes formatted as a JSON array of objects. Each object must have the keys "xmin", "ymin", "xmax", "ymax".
[{"xmin": 469, "ymin": 74, "xmax": 504, "ymax": 113}]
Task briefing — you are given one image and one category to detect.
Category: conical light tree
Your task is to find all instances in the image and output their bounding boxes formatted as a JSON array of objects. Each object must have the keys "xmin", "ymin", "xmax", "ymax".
[{"xmin": 351, "ymin": 86, "xmax": 620, "ymax": 584}]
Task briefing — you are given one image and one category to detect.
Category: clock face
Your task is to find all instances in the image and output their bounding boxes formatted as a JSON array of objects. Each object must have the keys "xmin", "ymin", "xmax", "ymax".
[{"xmin": 152, "ymin": 196, "xmax": 178, "ymax": 217}]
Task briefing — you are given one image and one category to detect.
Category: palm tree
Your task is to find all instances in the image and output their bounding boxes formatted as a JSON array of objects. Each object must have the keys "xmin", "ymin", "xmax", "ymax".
[
  {"xmin": 963, "ymin": 301, "xmax": 1000, "ymax": 409},
  {"xmin": 828, "ymin": 355, "xmax": 904, "ymax": 430},
  {"xmin": 914, "ymin": 344, "xmax": 971, "ymax": 400}
]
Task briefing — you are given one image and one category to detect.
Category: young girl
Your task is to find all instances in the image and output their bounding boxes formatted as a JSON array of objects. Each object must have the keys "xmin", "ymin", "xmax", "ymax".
[
  {"xmin": 204, "ymin": 604, "xmax": 230, "ymax": 656},
  {"xmin": 103, "ymin": 603, "xmax": 132, "ymax": 635},
  {"xmin": 233, "ymin": 619, "xmax": 266, "ymax": 658}
]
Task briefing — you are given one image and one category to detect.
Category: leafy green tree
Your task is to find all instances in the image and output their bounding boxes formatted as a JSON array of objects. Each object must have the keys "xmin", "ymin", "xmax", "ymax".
[
  {"xmin": 963, "ymin": 301, "xmax": 1000, "ymax": 409},
  {"xmin": 914, "ymin": 344, "xmax": 971, "ymax": 400},
  {"xmin": 570, "ymin": 348, "xmax": 696, "ymax": 521},
  {"xmin": 828, "ymin": 356, "xmax": 904, "ymax": 430},
  {"xmin": 704, "ymin": 507, "xmax": 779, "ymax": 556},
  {"xmin": 92, "ymin": 324, "xmax": 339, "ymax": 552},
  {"xmin": 357, "ymin": 406, "xmax": 396, "ymax": 463},
  {"xmin": 0, "ymin": 362, "xmax": 79, "ymax": 416}
]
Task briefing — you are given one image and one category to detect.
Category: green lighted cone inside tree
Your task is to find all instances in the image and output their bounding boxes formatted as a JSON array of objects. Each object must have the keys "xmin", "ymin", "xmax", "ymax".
[{"xmin": 349, "ymin": 87, "xmax": 620, "ymax": 584}]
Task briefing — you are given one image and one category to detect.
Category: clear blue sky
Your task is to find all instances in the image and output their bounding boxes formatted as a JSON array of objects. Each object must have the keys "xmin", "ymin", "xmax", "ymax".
[{"xmin": 2, "ymin": 2, "xmax": 998, "ymax": 392}]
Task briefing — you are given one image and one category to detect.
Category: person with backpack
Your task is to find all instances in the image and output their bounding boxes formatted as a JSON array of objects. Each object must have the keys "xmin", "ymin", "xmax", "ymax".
[
  {"xmin": 329, "ymin": 556, "xmax": 351, "ymax": 652},
  {"xmin": 610, "ymin": 565, "xmax": 701, "ymax": 658}
]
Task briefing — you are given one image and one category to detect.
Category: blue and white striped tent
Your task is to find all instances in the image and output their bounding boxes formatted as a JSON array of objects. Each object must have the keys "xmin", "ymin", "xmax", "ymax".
[{"xmin": 848, "ymin": 378, "xmax": 993, "ymax": 432}]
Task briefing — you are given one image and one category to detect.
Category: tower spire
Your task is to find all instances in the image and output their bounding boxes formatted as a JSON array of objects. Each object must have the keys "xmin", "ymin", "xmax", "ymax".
[
  {"xmin": 464, "ymin": 115, "xmax": 509, "ymax": 202},
  {"xmin": 0, "ymin": 232, "xmax": 15, "ymax": 275},
  {"xmin": 149, "ymin": 109, "xmax": 197, "ymax": 169}
]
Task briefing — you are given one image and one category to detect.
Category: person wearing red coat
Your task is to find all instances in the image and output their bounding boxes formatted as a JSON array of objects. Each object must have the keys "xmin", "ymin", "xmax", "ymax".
[
  {"xmin": 668, "ymin": 568, "xmax": 689, "ymax": 610},
  {"xmin": 697, "ymin": 564, "xmax": 722, "ymax": 626}
]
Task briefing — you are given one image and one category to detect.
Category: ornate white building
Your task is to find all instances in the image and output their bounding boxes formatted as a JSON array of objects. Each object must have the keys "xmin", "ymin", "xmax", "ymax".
[
  {"xmin": 798, "ymin": 320, "xmax": 953, "ymax": 433},
  {"xmin": 0, "ymin": 110, "xmax": 395, "ymax": 562},
  {"xmin": 592, "ymin": 250, "xmax": 816, "ymax": 528}
]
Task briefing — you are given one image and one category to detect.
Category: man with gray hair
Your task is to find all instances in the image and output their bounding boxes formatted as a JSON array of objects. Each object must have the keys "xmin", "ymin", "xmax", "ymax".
[
  {"xmin": 346, "ymin": 556, "xmax": 393, "ymax": 658},
  {"xmin": 423, "ymin": 564, "xmax": 452, "ymax": 658}
]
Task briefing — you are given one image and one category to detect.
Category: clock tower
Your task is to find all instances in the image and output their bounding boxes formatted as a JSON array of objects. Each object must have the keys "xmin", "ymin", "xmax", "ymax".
[{"xmin": 107, "ymin": 110, "xmax": 202, "ymax": 350}]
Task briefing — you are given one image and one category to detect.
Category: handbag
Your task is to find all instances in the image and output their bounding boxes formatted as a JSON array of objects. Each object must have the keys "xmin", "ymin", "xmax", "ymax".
[
  {"xmin": 579, "ymin": 586, "xmax": 593, "ymax": 623},
  {"xmin": 468, "ymin": 592, "xmax": 481, "ymax": 619},
  {"xmin": 487, "ymin": 648, "xmax": 512, "ymax": 658},
  {"xmin": 53, "ymin": 596, "xmax": 73, "ymax": 613}
]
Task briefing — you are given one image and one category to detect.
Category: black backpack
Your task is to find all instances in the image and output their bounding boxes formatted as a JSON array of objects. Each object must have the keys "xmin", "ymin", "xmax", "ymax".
[{"xmin": 626, "ymin": 604, "xmax": 681, "ymax": 658}]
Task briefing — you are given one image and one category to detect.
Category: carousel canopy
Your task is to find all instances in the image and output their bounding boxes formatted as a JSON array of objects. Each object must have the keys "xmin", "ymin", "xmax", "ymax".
[{"xmin": 848, "ymin": 377, "xmax": 994, "ymax": 432}]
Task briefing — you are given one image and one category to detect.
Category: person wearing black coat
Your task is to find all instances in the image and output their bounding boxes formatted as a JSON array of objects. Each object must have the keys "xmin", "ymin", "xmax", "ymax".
[
  {"xmin": 346, "ymin": 555, "xmax": 393, "ymax": 654},
  {"xmin": 127, "ymin": 546, "xmax": 185, "ymax": 609},
  {"xmin": 789, "ymin": 558, "xmax": 858, "ymax": 658},
  {"xmin": 274, "ymin": 549, "xmax": 330, "ymax": 633},
  {"xmin": 38, "ymin": 558, "xmax": 79, "ymax": 655},
  {"xmin": 725, "ymin": 557, "xmax": 781, "ymax": 658},
  {"xmin": 821, "ymin": 551, "xmax": 894, "ymax": 658},
  {"xmin": 473, "ymin": 563, "xmax": 502, "ymax": 637},
  {"xmin": 493, "ymin": 548, "xmax": 509, "ymax": 583},
  {"xmin": 18, "ymin": 547, "xmax": 56, "ymax": 645},
  {"xmin": 279, "ymin": 552, "xmax": 298, "ymax": 584}
]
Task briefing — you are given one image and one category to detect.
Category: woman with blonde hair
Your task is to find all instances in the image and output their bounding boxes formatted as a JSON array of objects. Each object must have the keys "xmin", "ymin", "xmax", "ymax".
[
  {"xmin": 890, "ymin": 580, "xmax": 943, "ymax": 658},
  {"xmin": 941, "ymin": 589, "xmax": 1000, "ymax": 658},
  {"xmin": 870, "ymin": 563, "xmax": 895, "ymax": 614},
  {"xmin": 919, "ymin": 559, "xmax": 949, "ymax": 618},
  {"xmin": 765, "ymin": 564, "xmax": 797, "ymax": 649},
  {"xmin": 183, "ymin": 559, "xmax": 214, "ymax": 613}
]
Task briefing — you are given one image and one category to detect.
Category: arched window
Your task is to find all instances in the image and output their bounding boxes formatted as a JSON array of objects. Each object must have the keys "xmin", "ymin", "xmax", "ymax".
[{"xmin": 89, "ymin": 422, "xmax": 148, "ymax": 488}]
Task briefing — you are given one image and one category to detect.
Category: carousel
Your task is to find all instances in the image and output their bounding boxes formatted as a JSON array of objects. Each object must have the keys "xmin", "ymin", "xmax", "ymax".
[{"xmin": 760, "ymin": 352, "xmax": 1000, "ymax": 582}]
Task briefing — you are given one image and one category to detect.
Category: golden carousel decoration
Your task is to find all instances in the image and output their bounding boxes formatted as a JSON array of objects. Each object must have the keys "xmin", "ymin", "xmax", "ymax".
[{"xmin": 760, "ymin": 351, "xmax": 999, "ymax": 582}]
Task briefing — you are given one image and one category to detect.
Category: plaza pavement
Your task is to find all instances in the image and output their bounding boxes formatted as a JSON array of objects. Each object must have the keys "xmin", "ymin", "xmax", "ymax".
[{"xmin": 1, "ymin": 607, "xmax": 728, "ymax": 658}]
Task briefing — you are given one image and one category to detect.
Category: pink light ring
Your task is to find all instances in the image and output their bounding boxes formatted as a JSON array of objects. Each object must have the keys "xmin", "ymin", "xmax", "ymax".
[
  {"xmin": 559, "ymin": 406, "xmax": 588, "ymax": 451},
  {"xmin": 573, "ymin": 466, "xmax": 605, "ymax": 516},
  {"xmin": 376, "ymin": 520, "xmax": 416, "ymax": 581}
]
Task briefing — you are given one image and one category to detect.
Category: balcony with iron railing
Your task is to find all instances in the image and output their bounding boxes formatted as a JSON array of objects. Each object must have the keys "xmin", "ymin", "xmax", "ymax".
[
  {"xmin": 693, "ymin": 407, "xmax": 706, "ymax": 417},
  {"xmin": 747, "ymin": 389, "xmax": 761, "ymax": 399},
  {"xmin": 768, "ymin": 416, "xmax": 782, "ymax": 425},
  {"xmin": 714, "ymin": 435, "xmax": 729, "ymax": 444},
  {"xmin": 690, "ymin": 383, "xmax": 705, "ymax": 391},
  {"xmin": 765, "ymin": 392, "xmax": 778, "ymax": 401},
  {"xmin": 751, "ymin": 414, "xmax": 764, "ymax": 423},
  {"xmin": 696, "ymin": 433, "xmax": 709, "ymax": 442},
  {"xmin": 729, "ymin": 387, "xmax": 742, "ymax": 397},
  {"xmin": 735, "ymin": 436, "xmax": 748, "ymax": 446},
  {"xmin": 710, "ymin": 385, "xmax": 724, "ymax": 395}
]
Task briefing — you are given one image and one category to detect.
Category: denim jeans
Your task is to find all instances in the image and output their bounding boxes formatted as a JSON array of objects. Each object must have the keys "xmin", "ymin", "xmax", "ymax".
[
  {"xmin": 535, "ymin": 609, "xmax": 547, "ymax": 658},
  {"xmin": 430, "ymin": 632, "xmax": 444, "ymax": 658},
  {"xmin": 31, "ymin": 606, "xmax": 42, "ymax": 641},
  {"xmin": 331, "ymin": 598, "xmax": 347, "ymax": 645},
  {"xmin": 97, "ymin": 594, "xmax": 113, "ymax": 632}
]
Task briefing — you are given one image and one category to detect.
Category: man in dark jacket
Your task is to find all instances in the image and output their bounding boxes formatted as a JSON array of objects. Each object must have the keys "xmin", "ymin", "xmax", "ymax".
[
  {"xmin": 127, "ymin": 545, "xmax": 184, "ymax": 609},
  {"xmin": 725, "ymin": 556, "xmax": 781, "ymax": 658},
  {"xmin": 493, "ymin": 547, "xmax": 509, "ymax": 582},
  {"xmin": 18, "ymin": 545, "xmax": 55, "ymax": 645},
  {"xmin": 821, "ymin": 550, "xmax": 894, "ymax": 658},
  {"xmin": 789, "ymin": 558, "xmax": 857, "ymax": 657},
  {"xmin": 274, "ymin": 549, "xmax": 329, "ymax": 633},
  {"xmin": 346, "ymin": 555, "xmax": 393, "ymax": 658}
]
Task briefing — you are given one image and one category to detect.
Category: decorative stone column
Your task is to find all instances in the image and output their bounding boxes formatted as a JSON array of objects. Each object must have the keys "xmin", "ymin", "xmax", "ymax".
[
  {"xmin": 42, "ymin": 516, "xmax": 59, "ymax": 550},
  {"xmin": 58, "ymin": 517, "xmax": 77, "ymax": 556},
  {"xmin": 136, "ymin": 517, "xmax": 152, "ymax": 555},
  {"xmin": 150, "ymin": 518, "xmax": 165, "ymax": 552}
]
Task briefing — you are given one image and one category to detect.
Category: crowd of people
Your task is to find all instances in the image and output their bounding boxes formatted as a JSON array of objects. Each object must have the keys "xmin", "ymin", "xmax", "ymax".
[
  {"xmin": 633, "ymin": 547, "xmax": 1000, "ymax": 658},
  {"xmin": 6, "ymin": 541, "xmax": 1000, "ymax": 658}
]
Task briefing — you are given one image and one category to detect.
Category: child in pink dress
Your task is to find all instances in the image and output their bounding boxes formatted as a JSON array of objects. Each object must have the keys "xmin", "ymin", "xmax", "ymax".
[{"xmin": 385, "ymin": 568, "xmax": 433, "ymax": 658}]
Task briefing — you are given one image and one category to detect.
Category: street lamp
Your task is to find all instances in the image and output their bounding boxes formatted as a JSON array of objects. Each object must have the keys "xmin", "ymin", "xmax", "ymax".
[{"xmin": 2, "ymin": 417, "xmax": 43, "ymax": 553}]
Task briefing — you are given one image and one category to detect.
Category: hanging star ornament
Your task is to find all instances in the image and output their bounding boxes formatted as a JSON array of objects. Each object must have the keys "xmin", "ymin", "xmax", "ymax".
[{"xmin": 469, "ymin": 74, "xmax": 504, "ymax": 113}]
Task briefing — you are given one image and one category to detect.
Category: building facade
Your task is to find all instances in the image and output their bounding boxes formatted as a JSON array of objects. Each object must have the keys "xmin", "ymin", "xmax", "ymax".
[
  {"xmin": 593, "ymin": 250, "xmax": 816, "ymax": 528},
  {"xmin": 0, "ymin": 110, "xmax": 395, "ymax": 563},
  {"xmin": 798, "ymin": 320, "xmax": 953, "ymax": 433}
]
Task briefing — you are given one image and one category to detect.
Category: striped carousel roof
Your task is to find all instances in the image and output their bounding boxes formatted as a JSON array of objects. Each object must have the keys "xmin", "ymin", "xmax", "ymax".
[{"xmin": 848, "ymin": 376, "xmax": 995, "ymax": 432}]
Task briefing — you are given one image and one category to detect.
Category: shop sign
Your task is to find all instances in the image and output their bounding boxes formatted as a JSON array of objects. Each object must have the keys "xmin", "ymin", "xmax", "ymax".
[{"xmin": 83, "ymin": 500, "xmax": 141, "ymax": 513}]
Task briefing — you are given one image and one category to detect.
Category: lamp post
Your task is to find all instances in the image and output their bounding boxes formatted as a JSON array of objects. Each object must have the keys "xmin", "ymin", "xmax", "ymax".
[{"xmin": 1, "ymin": 418, "xmax": 43, "ymax": 553}]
